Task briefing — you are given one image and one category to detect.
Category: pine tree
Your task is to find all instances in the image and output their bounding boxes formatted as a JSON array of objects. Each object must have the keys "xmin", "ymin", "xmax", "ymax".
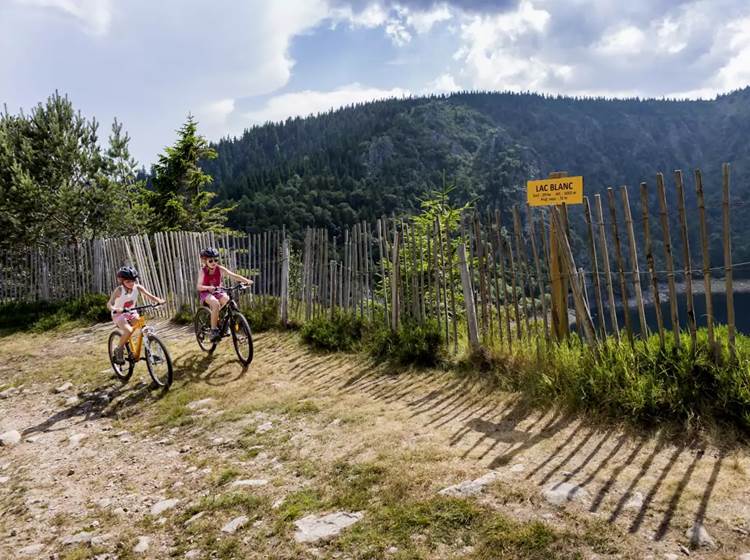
[{"xmin": 146, "ymin": 115, "xmax": 234, "ymax": 233}]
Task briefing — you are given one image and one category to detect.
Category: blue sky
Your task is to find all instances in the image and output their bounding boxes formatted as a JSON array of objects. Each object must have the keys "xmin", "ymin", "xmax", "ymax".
[{"xmin": 3, "ymin": 0, "xmax": 750, "ymax": 165}]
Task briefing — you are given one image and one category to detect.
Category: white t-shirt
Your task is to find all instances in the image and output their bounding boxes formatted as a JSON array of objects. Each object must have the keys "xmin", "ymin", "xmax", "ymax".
[{"xmin": 112, "ymin": 285, "xmax": 140, "ymax": 316}]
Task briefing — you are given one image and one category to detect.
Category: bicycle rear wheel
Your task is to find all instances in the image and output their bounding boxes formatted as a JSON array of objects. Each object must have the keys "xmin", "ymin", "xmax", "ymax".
[
  {"xmin": 108, "ymin": 331, "xmax": 134, "ymax": 381},
  {"xmin": 230, "ymin": 313, "xmax": 254, "ymax": 366},
  {"xmin": 144, "ymin": 334, "xmax": 173, "ymax": 389},
  {"xmin": 194, "ymin": 307, "xmax": 216, "ymax": 353}
]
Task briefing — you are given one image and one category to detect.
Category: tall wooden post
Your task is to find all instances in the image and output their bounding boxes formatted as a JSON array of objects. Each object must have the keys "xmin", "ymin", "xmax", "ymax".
[{"xmin": 548, "ymin": 171, "xmax": 570, "ymax": 340}]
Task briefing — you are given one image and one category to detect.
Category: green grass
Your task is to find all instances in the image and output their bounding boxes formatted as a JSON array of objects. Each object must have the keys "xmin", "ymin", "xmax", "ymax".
[
  {"xmin": 463, "ymin": 325, "xmax": 750, "ymax": 435},
  {"xmin": 242, "ymin": 297, "xmax": 281, "ymax": 333},
  {"xmin": 171, "ymin": 303, "xmax": 194, "ymax": 325},
  {"xmin": 0, "ymin": 294, "xmax": 110, "ymax": 333},
  {"xmin": 300, "ymin": 310, "xmax": 365, "ymax": 351}
]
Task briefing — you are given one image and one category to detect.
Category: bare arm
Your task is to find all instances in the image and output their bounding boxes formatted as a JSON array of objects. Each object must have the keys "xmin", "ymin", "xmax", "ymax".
[
  {"xmin": 138, "ymin": 285, "xmax": 166, "ymax": 305},
  {"xmin": 106, "ymin": 287, "xmax": 120, "ymax": 312},
  {"xmin": 219, "ymin": 265, "xmax": 252, "ymax": 285}
]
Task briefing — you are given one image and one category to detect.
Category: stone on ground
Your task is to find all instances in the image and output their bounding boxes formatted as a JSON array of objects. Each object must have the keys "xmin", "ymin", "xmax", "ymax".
[
  {"xmin": 0, "ymin": 430, "xmax": 21, "ymax": 446},
  {"xmin": 150, "ymin": 498, "xmax": 179, "ymax": 515},
  {"xmin": 294, "ymin": 511, "xmax": 364, "ymax": 543},
  {"xmin": 624, "ymin": 491, "xmax": 645, "ymax": 510},
  {"xmin": 542, "ymin": 482, "xmax": 591, "ymax": 506},
  {"xmin": 133, "ymin": 535, "xmax": 150, "ymax": 553},
  {"xmin": 256, "ymin": 421, "xmax": 273, "ymax": 433},
  {"xmin": 222, "ymin": 515, "xmax": 249, "ymax": 534},
  {"xmin": 737, "ymin": 554, "xmax": 750, "ymax": 560},
  {"xmin": 18, "ymin": 544, "xmax": 45, "ymax": 556},
  {"xmin": 61, "ymin": 531, "xmax": 95, "ymax": 544},
  {"xmin": 68, "ymin": 433, "xmax": 88, "ymax": 447},
  {"xmin": 686, "ymin": 522, "xmax": 716, "ymax": 548},
  {"xmin": 186, "ymin": 398, "xmax": 215, "ymax": 411},
  {"xmin": 438, "ymin": 472, "xmax": 499, "ymax": 497},
  {"xmin": 55, "ymin": 382, "xmax": 73, "ymax": 393},
  {"xmin": 185, "ymin": 511, "xmax": 205, "ymax": 525},
  {"xmin": 185, "ymin": 550, "xmax": 202, "ymax": 559}
]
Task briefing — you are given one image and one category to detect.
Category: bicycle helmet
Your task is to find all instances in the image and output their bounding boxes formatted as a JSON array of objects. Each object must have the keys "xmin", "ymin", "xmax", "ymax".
[
  {"xmin": 200, "ymin": 247, "xmax": 220, "ymax": 259},
  {"xmin": 116, "ymin": 266, "xmax": 139, "ymax": 280}
]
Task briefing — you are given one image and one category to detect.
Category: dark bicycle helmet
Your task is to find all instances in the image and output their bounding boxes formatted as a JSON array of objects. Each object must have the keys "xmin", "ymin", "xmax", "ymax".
[
  {"xmin": 116, "ymin": 266, "xmax": 139, "ymax": 280},
  {"xmin": 200, "ymin": 247, "xmax": 220, "ymax": 259}
]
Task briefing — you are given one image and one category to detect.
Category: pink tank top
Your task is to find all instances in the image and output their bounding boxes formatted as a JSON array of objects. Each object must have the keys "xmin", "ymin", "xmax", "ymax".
[{"xmin": 201, "ymin": 266, "xmax": 222, "ymax": 293}]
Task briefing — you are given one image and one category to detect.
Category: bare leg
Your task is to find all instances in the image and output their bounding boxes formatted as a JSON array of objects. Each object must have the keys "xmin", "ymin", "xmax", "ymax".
[
  {"xmin": 116, "ymin": 320, "xmax": 134, "ymax": 349},
  {"xmin": 206, "ymin": 295, "xmax": 221, "ymax": 329}
]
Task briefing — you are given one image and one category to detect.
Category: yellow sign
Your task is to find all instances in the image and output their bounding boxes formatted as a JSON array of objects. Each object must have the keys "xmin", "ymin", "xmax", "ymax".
[{"xmin": 527, "ymin": 176, "xmax": 583, "ymax": 206}]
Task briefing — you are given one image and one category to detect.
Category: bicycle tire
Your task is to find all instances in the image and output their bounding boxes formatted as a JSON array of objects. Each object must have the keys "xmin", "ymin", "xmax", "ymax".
[
  {"xmin": 194, "ymin": 307, "xmax": 216, "ymax": 353},
  {"xmin": 230, "ymin": 312, "xmax": 254, "ymax": 366},
  {"xmin": 108, "ymin": 331, "xmax": 134, "ymax": 381},
  {"xmin": 144, "ymin": 334, "xmax": 173, "ymax": 389}
]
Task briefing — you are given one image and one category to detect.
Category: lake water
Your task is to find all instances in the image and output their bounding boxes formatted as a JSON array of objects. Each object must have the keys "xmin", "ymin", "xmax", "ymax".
[{"xmin": 588, "ymin": 290, "xmax": 750, "ymax": 336}]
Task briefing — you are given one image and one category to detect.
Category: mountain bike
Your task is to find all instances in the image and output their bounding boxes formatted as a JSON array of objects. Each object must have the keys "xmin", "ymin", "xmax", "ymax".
[
  {"xmin": 193, "ymin": 284, "xmax": 254, "ymax": 366},
  {"xmin": 107, "ymin": 303, "xmax": 173, "ymax": 389}
]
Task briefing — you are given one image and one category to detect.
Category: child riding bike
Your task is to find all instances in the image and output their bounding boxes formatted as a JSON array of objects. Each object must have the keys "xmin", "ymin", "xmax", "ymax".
[
  {"xmin": 107, "ymin": 266, "xmax": 166, "ymax": 365},
  {"xmin": 197, "ymin": 247, "xmax": 253, "ymax": 342}
]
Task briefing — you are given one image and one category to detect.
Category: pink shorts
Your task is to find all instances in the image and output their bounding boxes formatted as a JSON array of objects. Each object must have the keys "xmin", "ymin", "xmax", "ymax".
[
  {"xmin": 112, "ymin": 311, "xmax": 138, "ymax": 327},
  {"xmin": 199, "ymin": 289, "xmax": 226, "ymax": 305}
]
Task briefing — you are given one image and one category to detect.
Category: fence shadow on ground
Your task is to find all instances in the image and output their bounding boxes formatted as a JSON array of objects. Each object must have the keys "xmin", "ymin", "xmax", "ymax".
[{"xmin": 278, "ymin": 345, "xmax": 733, "ymax": 543}]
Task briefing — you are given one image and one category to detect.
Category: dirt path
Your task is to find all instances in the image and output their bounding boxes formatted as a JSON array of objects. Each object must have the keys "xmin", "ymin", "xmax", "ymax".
[{"xmin": 1, "ymin": 322, "xmax": 749, "ymax": 559}]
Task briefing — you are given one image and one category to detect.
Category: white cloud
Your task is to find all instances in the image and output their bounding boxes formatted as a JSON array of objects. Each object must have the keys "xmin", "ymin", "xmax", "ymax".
[
  {"xmin": 426, "ymin": 73, "xmax": 462, "ymax": 93},
  {"xmin": 195, "ymin": 98, "xmax": 236, "ymax": 139},
  {"xmin": 1, "ymin": 0, "xmax": 331, "ymax": 164},
  {"xmin": 405, "ymin": 3, "xmax": 452, "ymax": 34},
  {"xmin": 14, "ymin": 0, "xmax": 112, "ymax": 35},
  {"xmin": 332, "ymin": 1, "xmax": 453, "ymax": 45},
  {"xmin": 595, "ymin": 25, "xmax": 646, "ymax": 56},
  {"xmin": 385, "ymin": 18, "xmax": 412, "ymax": 45},
  {"xmin": 454, "ymin": 1, "xmax": 571, "ymax": 92},
  {"xmin": 244, "ymin": 83, "xmax": 410, "ymax": 125}
]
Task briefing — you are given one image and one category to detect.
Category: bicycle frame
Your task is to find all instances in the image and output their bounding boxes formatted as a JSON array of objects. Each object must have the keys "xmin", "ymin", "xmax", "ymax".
[{"xmin": 121, "ymin": 309, "xmax": 157, "ymax": 361}]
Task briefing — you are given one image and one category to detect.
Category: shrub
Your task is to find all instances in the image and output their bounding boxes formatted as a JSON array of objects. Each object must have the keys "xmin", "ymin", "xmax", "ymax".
[
  {"xmin": 366, "ymin": 319, "xmax": 443, "ymax": 367},
  {"xmin": 242, "ymin": 296, "xmax": 280, "ymax": 333},
  {"xmin": 0, "ymin": 293, "xmax": 112, "ymax": 333},
  {"xmin": 171, "ymin": 304, "xmax": 194, "ymax": 325},
  {"xmin": 300, "ymin": 311, "xmax": 365, "ymax": 352}
]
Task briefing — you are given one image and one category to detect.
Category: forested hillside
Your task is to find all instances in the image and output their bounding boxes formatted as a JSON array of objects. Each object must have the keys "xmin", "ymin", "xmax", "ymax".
[{"xmin": 205, "ymin": 89, "xmax": 750, "ymax": 264}]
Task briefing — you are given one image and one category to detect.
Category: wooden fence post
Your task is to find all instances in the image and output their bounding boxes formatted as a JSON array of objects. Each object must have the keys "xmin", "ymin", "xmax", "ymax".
[
  {"xmin": 458, "ymin": 243, "xmax": 480, "ymax": 351},
  {"xmin": 695, "ymin": 168, "xmax": 715, "ymax": 350},
  {"xmin": 280, "ymin": 238, "xmax": 289, "ymax": 326},
  {"xmin": 723, "ymin": 163, "xmax": 736, "ymax": 358},
  {"xmin": 656, "ymin": 173, "xmax": 680, "ymax": 348}
]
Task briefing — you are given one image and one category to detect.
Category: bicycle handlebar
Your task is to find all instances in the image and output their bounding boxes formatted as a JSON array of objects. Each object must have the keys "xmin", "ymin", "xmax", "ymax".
[{"xmin": 113, "ymin": 303, "xmax": 164, "ymax": 314}]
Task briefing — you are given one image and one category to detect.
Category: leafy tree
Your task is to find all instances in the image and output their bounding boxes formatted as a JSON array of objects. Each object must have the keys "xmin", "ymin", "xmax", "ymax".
[
  {"xmin": 146, "ymin": 115, "xmax": 233, "ymax": 233},
  {"xmin": 0, "ymin": 92, "xmax": 146, "ymax": 248}
]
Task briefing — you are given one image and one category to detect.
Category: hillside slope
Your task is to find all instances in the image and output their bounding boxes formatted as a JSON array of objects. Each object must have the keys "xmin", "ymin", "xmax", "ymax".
[{"xmin": 205, "ymin": 89, "xmax": 750, "ymax": 262}]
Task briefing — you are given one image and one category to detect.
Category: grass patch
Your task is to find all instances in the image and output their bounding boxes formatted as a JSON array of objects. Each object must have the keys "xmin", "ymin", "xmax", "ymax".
[
  {"xmin": 300, "ymin": 311, "xmax": 365, "ymax": 351},
  {"xmin": 171, "ymin": 303, "xmax": 194, "ymax": 325},
  {"xmin": 214, "ymin": 466, "xmax": 242, "ymax": 486},
  {"xmin": 277, "ymin": 488, "xmax": 325, "ymax": 521},
  {"xmin": 462, "ymin": 325, "xmax": 750, "ymax": 435},
  {"xmin": 332, "ymin": 493, "xmax": 622, "ymax": 560},
  {"xmin": 0, "ymin": 294, "xmax": 110, "ymax": 333},
  {"xmin": 366, "ymin": 319, "xmax": 443, "ymax": 367},
  {"xmin": 183, "ymin": 492, "xmax": 267, "ymax": 518},
  {"xmin": 242, "ymin": 297, "xmax": 280, "ymax": 333}
]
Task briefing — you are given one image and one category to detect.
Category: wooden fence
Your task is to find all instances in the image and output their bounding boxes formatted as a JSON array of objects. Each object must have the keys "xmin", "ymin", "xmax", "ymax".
[{"xmin": 0, "ymin": 164, "xmax": 744, "ymax": 356}]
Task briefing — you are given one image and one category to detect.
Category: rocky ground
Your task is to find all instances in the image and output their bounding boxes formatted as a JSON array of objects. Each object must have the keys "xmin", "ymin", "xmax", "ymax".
[{"xmin": 1, "ymin": 321, "xmax": 749, "ymax": 559}]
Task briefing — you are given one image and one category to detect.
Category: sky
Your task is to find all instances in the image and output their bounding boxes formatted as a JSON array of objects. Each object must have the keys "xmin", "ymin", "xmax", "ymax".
[{"xmin": 3, "ymin": 0, "xmax": 750, "ymax": 165}]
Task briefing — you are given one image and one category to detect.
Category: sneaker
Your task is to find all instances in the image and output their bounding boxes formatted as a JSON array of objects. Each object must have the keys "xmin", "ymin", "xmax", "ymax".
[
  {"xmin": 210, "ymin": 328, "xmax": 221, "ymax": 343},
  {"xmin": 113, "ymin": 346, "xmax": 125, "ymax": 365}
]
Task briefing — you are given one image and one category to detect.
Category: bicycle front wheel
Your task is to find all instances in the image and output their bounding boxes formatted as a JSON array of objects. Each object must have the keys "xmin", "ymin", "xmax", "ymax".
[
  {"xmin": 144, "ymin": 334, "xmax": 173, "ymax": 389},
  {"xmin": 108, "ymin": 331, "xmax": 133, "ymax": 381},
  {"xmin": 230, "ymin": 313, "xmax": 254, "ymax": 366},
  {"xmin": 194, "ymin": 307, "xmax": 216, "ymax": 353}
]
